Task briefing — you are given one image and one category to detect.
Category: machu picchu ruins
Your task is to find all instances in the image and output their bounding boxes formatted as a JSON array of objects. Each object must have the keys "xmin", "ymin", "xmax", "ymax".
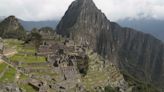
[
  {"xmin": 0, "ymin": 27, "xmax": 132, "ymax": 92},
  {"xmin": 0, "ymin": 0, "xmax": 164, "ymax": 92}
]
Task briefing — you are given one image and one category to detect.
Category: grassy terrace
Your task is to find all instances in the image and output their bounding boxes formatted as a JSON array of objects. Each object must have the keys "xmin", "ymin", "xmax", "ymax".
[
  {"xmin": 0, "ymin": 62, "xmax": 7, "ymax": 73},
  {"xmin": 3, "ymin": 39, "xmax": 23, "ymax": 47},
  {"xmin": 20, "ymin": 84, "xmax": 37, "ymax": 92},
  {"xmin": 21, "ymin": 84, "xmax": 37, "ymax": 92},
  {"xmin": 10, "ymin": 54, "xmax": 46, "ymax": 63},
  {"xmin": 18, "ymin": 74, "xmax": 37, "ymax": 92},
  {"xmin": 82, "ymin": 71, "xmax": 108, "ymax": 90},
  {"xmin": 2, "ymin": 39, "xmax": 46, "ymax": 92},
  {"xmin": 0, "ymin": 66, "xmax": 16, "ymax": 83},
  {"xmin": 4, "ymin": 39, "xmax": 36, "ymax": 53},
  {"xmin": 3, "ymin": 39, "xmax": 46, "ymax": 63},
  {"xmin": 17, "ymin": 44, "xmax": 36, "ymax": 54}
]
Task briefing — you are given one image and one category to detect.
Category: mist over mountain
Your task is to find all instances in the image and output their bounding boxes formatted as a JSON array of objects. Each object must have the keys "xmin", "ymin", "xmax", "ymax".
[{"xmin": 118, "ymin": 18, "xmax": 164, "ymax": 42}]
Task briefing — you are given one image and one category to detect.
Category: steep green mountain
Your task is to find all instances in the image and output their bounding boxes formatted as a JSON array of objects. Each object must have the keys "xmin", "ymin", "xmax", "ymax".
[
  {"xmin": 57, "ymin": 0, "xmax": 164, "ymax": 91},
  {"xmin": 0, "ymin": 16, "xmax": 26, "ymax": 39}
]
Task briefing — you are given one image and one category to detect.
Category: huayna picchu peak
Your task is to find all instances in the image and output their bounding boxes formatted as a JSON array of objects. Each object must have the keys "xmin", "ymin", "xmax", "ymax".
[
  {"xmin": 0, "ymin": 0, "xmax": 164, "ymax": 92},
  {"xmin": 57, "ymin": 0, "xmax": 109, "ymax": 47},
  {"xmin": 57, "ymin": 0, "xmax": 164, "ymax": 91}
]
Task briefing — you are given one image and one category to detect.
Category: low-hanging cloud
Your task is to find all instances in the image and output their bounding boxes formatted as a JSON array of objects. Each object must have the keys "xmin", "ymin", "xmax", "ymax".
[{"xmin": 0, "ymin": 0, "xmax": 164, "ymax": 21}]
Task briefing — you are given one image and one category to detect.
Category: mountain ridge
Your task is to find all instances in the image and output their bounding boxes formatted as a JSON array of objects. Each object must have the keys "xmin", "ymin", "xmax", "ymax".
[
  {"xmin": 1, "ymin": 16, "xmax": 163, "ymax": 42},
  {"xmin": 118, "ymin": 18, "xmax": 164, "ymax": 42},
  {"xmin": 56, "ymin": 0, "xmax": 164, "ymax": 91},
  {"xmin": 0, "ymin": 16, "xmax": 26, "ymax": 39}
]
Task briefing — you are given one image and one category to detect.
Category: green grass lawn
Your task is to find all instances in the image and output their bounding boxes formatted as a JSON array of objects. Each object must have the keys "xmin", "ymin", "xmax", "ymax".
[
  {"xmin": 17, "ymin": 45, "xmax": 36, "ymax": 53},
  {"xmin": 4, "ymin": 39, "xmax": 36, "ymax": 53},
  {"xmin": 4, "ymin": 39, "xmax": 44, "ymax": 63},
  {"xmin": 0, "ymin": 66, "xmax": 16, "ymax": 83},
  {"xmin": 19, "ymin": 73, "xmax": 28, "ymax": 80},
  {"xmin": 19, "ymin": 47, "xmax": 36, "ymax": 53},
  {"xmin": 9, "ymin": 54, "xmax": 46, "ymax": 63},
  {"xmin": 18, "ymin": 73, "xmax": 37, "ymax": 92},
  {"xmin": 4, "ymin": 39, "xmax": 23, "ymax": 48},
  {"xmin": 0, "ymin": 63, "xmax": 7, "ymax": 73},
  {"xmin": 20, "ymin": 84, "xmax": 37, "ymax": 92}
]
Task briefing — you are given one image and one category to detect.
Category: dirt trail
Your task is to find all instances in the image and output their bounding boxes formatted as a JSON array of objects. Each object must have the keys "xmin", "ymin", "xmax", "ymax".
[{"xmin": 4, "ymin": 51, "xmax": 17, "ymax": 57}]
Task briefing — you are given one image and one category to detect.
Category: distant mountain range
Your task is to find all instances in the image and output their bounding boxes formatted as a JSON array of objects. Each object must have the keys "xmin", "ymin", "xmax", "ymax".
[
  {"xmin": 118, "ymin": 18, "xmax": 164, "ymax": 41},
  {"xmin": 0, "ymin": 16, "xmax": 58, "ymax": 31},
  {"xmin": 0, "ymin": 16, "xmax": 163, "ymax": 41},
  {"xmin": 19, "ymin": 20, "xmax": 58, "ymax": 31}
]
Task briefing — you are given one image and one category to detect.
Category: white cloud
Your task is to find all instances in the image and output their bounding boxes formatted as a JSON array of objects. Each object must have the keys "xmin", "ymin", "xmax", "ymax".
[
  {"xmin": 0, "ymin": 0, "xmax": 164, "ymax": 21},
  {"xmin": 94, "ymin": 0, "xmax": 164, "ymax": 20}
]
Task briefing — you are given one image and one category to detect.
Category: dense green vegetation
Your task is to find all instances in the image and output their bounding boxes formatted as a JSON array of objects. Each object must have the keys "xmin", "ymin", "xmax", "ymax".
[{"xmin": 25, "ymin": 32, "xmax": 42, "ymax": 49}]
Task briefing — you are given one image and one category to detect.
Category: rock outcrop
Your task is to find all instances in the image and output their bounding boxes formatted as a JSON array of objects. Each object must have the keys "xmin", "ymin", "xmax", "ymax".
[
  {"xmin": 57, "ymin": 0, "xmax": 164, "ymax": 90},
  {"xmin": 0, "ymin": 16, "xmax": 26, "ymax": 39}
]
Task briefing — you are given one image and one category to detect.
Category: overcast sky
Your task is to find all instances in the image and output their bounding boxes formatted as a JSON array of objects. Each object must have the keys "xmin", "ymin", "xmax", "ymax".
[{"xmin": 0, "ymin": 0, "xmax": 164, "ymax": 21}]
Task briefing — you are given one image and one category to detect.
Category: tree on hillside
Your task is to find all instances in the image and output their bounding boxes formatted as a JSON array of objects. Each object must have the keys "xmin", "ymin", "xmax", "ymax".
[
  {"xmin": 24, "ymin": 31, "xmax": 42, "ymax": 51},
  {"xmin": 31, "ymin": 32, "xmax": 42, "ymax": 50}
]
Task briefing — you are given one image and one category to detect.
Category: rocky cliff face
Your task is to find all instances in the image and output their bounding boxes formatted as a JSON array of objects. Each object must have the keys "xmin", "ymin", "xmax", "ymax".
[
  {"xmin": 57, "ymin": 0, "xmax": 110, "ymax": 48},
  {"xmin": 57, "ymin": 0, "xmax": 164, "ymax": 90},
  {"xmin": 0, "ymin": 16, "xmax": 26, "ymax": 39}
]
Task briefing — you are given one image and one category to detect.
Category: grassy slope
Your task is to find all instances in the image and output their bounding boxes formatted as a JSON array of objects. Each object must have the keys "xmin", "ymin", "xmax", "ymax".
[
  {"xmin": 10, "ymin": 54, "xmax": 46, "ymax": 63},
  {"xmin": 0, "ymin": 66, "xmax": 16, "ymax": 83},
  {"xmin": 0, "ymin": 62, "xmax": 7, "ymax": 73},
  {"xmin": 2, "ymin": 39, "xmax": 42, "ymax": 91}
]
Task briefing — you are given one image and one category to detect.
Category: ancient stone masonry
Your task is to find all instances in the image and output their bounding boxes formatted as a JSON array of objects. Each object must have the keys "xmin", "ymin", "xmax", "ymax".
[
  {"xmin": 39, "ymin": 39, "xmax": 89, "ymax": 91},
  {"xmin": 37, "ymin": 41, "xmax": 54, "ymax": 56},
  {"xmin": 0, "ymin": 29, "xmax": 132, "ymax": 92},
  {"xmin": 0, "ymin": 84, "xmax": 21, "ymax": 92}
]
